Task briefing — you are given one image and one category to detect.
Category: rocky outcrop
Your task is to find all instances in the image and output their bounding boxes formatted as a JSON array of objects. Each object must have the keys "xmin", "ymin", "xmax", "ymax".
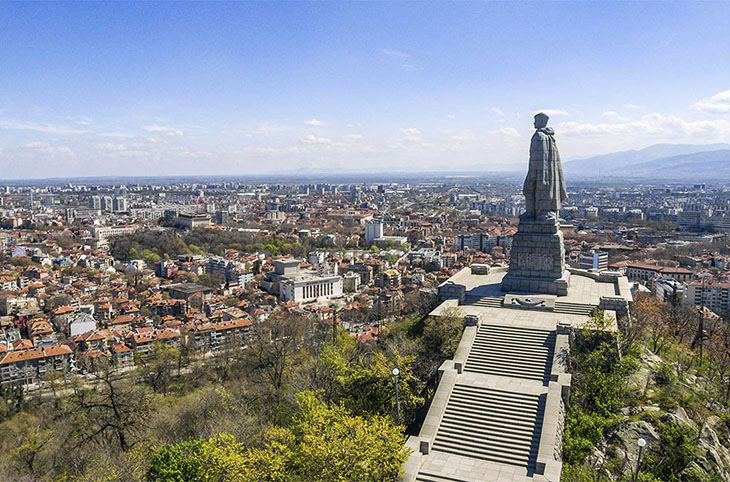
[
  {"xmin": 690, "ymin": 420, "xmax": 730, "ymax": 481},
  {"xmin": 589, "ymin": 414, "xmax": 730, "ymax": 481},
  {"xmin": 591, "ymin": 421, "xmax": 660, "ymax": 477}
]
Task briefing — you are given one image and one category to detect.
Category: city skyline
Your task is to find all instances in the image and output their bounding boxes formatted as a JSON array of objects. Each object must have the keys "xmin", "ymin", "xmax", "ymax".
[{"xmin": 2, "ymin": 1, "xmax": 730, "ymax": 179}]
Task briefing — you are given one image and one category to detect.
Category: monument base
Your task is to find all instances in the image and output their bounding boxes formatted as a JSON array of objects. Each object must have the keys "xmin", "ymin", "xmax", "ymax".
[
  {"xmin": 501, "ymin": 269, "xmax": 570, "ymax": 296},
  {"xmin": 501, "ymin": 218, "xmax": 569, "ymax": 296}
]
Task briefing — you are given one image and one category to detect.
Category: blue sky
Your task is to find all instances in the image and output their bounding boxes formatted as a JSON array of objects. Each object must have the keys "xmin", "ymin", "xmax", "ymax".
[{"xmin": 1, "ymin": 1, "xmax": 730, "ymax": 178}]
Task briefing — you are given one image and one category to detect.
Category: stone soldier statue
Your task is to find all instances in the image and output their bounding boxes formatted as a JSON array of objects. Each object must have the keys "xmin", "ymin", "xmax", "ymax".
[{"xmin": 523, "ymin": 112, "xmax": 567, "ymax": 221}]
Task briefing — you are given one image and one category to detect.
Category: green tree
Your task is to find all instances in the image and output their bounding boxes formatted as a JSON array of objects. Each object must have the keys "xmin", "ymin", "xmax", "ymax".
[
  {"xmin": 147, "ymin": 391, "xmax": 409, "ymax": 482},
  {"xmin": 287, "ymin": 391, "xmax": 409, "ymax": 481},
  {"xmin": 137, "ymin": 342, "xmax": 182, "ymax": 394},
  {"xmin": 147, "ymin": 439, "xmax": 204, "ymax": 482},
  {"xmin": 140, "ymin": 249, "xmax": 162, "ymax": 265},
  {"xmin": 563, "ymin": 311, "xmax": 639, "ymax": 465},
  {"xmin": 317, "ymin": 334, "xmax": 424, "ymax": 424}
]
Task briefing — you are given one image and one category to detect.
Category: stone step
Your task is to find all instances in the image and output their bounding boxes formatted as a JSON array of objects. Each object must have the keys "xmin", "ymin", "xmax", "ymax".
[
  {"xmin": 555, "ymin": 301, "xmax": 593, "ymax": 307},
  {"xmin": 444, "ymin": 396, "xmax": 541, "ymax": 419},
  {"xmin": 416, "ymin": 473, "xmax": 471, "ymax": 482},
  {"xmin": 446, "ymin": 396, "xmax": 540, "ymax": 418},
  {"xmin": 444, "ymin": 402, "xmax": 543, "ymax": 425},
  {"xmin": 464, "ymin": 357, "xmax": 549, "ymax": 373},
  {"xmin": 473, "ymin": 334, "xmax": 554, "ymax": 347},
  {"xmin": 464, "ymin": 325, "xmax": 556, "ymax": 382},
  {"xmin": 431, "ymin": 439, "xmax": 537, "ymax": 467},
  {"xmin": 435, "ymin": 431, "xmax": 534, "ymax": 455},
  {"xmin": 470, "ymin": 301, "xmax": 503, "ymax": 307},
  {"xmin": 462, "ymin": 364, "xmax": 548, "ymax": 381},
  {"xmin": 439, "ymin": 411, "xmax": 540, "ymax": 436},
  {"xmin": 451, "ymin": 384, "xmax": 541, "ymax": 402},
  {"xmin": 465, "ymin": 356, "xmax": 552, "ymax": 378},
  {"xmin": 471, "ymin": 343, "xmax": 550, "ymax": 360},
  {"xmin": 466, "ymin": 352, "xmax": 547, "ymax": 373},
  {"xmin": 433, "ymin": 385, "xmax": 545, "ymax": 470},
  {"xmin": 555, "ymin": 305, "xmax": 593, "ymax": 312},
  {"xmin": 440, "ymin": 413, "xmax": 539, "ymax": 438},
  {"xmin": 473, "ymin": 337, "xmax": 554, "ymax": 348},
  {"xmin": 444, "ymin": 396, "xmax": 542, "ymax": 422},
  {"xmin": 480, "ymin": 324, "xmax": 553, "ymax": 335},
  {"xmin": 554, "ymin": 302, "xmax": 595, "ymax": 315}
]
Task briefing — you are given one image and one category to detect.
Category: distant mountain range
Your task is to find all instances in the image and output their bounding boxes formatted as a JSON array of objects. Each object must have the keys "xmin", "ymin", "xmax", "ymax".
[{"xmin": 564, "ymin": 143, "xmax": 730, "ymax": 180}]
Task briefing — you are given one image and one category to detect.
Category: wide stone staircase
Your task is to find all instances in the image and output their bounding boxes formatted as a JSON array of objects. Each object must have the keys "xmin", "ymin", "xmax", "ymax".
[
  {"xmin": 553, "ymin": 301, "xmax": 595, "ymax": 316},
  {"xmin": 463, "ymin": 324, "xmax": 556, "ymax": 384},
  {"xmin": 462, "ymin": 294, "xmax": 596, "ymax": 318},
  {"xmin": 431, "ymin": 384, "xmax": 546, "ymax": 472},
  {"xmin": 462, "ymin": 295, "xmax": 503, "ymax": 308}
]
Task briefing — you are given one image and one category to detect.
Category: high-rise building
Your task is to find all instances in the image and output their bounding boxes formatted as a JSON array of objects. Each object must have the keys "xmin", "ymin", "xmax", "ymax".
[
  {"xmin": 88, "ymin": 196, "xmax": 101, "ymax": 210},
  {"xmin": 215, "ymin": 211, "xmax": 230, "ymax": 226},
  {"xmin": 579, "ymin": 250, "xmax": 608, "ymax": 271},
  {"xmin": 350, "ymin": 185, "xmax": 362, "ymax": 203},
  {"xmin": 101, "ymin": 196, "xmax": 113, "ymax": 212},
  {"xmin": 365, "ymin": 218, "xmax": 384, "ymax": 245},
  {"xmin": 113, "ymin": 197, "xmax": 128, "ymax": 212}
]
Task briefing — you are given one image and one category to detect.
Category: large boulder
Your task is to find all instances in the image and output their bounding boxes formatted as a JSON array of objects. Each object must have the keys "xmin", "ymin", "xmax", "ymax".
[
  {"xmin": 627, "ymin": 348, "xmax": 661, "ymax": 390},
  {"xmin": 592, "ymin": 421, "xmax": 660, "ymax": 477},
  {"xmin": 695, "ymin": 422, "xmax": 730, "ymax": 481},
  {"xmin": 660, "ymin": 407, "xmax": 695, "ymax": 429}
]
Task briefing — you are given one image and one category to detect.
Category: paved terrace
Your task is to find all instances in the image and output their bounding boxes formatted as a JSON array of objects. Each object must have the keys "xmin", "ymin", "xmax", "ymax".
[{"xmin": 401, "ymin": 266, "xmax": 632, "ymax": 482}]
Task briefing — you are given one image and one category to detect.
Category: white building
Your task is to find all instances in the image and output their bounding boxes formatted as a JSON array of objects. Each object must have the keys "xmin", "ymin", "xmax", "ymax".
[
  {"xmin": 89, "ymin": 225, "xmax": 138, "ymax": 245},
  {"xmin": 365, "ymin": 218, "xmax": 384, "ymax": 245},
  {"xmin": 685, "ymin": 281, "xmax": 730, "ymax": 316},
  {"xmin": 579, "ymin": 250, "xmax": 608, "ymax": 271},
  {"xmin": 280, "ymin": 274, "xmax": 343, "ymax": 303}
]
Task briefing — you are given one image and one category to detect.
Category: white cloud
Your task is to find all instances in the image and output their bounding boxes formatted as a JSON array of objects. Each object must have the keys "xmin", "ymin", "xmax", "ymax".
[
  {"xmin": 98, "ymin": 131, "xmax": 135, "ymax": 138},
  {"xmin": 304, "ymin": 118, "xmax": 327, "ymax": 126},
  {"xmin": 451, "ymin": 129, "xmax": 476, "ymax": 141},
  {"xmin": 22, "ymin": 141, "xmax": 75, "ymax": 157},
  {"xmin": 497, "ymin": 127, "xmax": 521, "ymax": 138},
  {"xmin": 601, "ymin": 110, "xmax": 630, "ymax": 121},
  {"xmin": 694, "ymin": 89, "xmax": 730, "ymax": 113},
  {"xmin": 491, "ymin": 107, "xmax": 504, "ymax": 116},
  {"xmin": 380, "ymin": 48, "xmax": 420, "ymax": 71},
  {"xmin": 558, "ymin": 113, "xmax": 730, "ymax": 140},
  {"xmin": 380, "ymin": 48, "xmax": 409, "ymax": 58},
  {"xmin": 399, "ymin": 63, "xmax": 420, "ymax": 72},
  {"xmin": 144, "ymin": 125, "xmax": 183, "ymax": 136},
  {"xmin": 0, "ymin": 120, "xmax": 88, "ymax": 135},
  {"xmin": 302, "ymin": 134, "xmax": 331, "ymax": 144},
  {"xmin": 399, "ymin": 127, "xmax": 422, "ymax": 142},
  {"xmin": 446, "ymin": 114, "xmax": 456, "ymax": 119},
  {"xmin": 623, "ymin": 103, "xmax": 646, "ymax": 110},
  {"xmin": 95, "ymin": 143, "xmax": 125, "ymax": 152}
]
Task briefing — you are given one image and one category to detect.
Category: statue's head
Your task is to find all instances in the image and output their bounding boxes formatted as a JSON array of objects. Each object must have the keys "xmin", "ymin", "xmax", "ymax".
[{"xmin": 534, "ymin": 112, "xmax": 549, "ymax": 129}]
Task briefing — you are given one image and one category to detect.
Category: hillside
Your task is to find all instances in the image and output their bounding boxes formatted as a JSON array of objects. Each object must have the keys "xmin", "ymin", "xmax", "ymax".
[{"xmin": 564, "ymin": 143, "xmax": 730, "ymax": 180}]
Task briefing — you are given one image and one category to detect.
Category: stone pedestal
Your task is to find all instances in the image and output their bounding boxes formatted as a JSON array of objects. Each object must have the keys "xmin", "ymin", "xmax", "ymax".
[{"xmin": 501, "ymin": 218, "xmax": 569, "ymax": 296}]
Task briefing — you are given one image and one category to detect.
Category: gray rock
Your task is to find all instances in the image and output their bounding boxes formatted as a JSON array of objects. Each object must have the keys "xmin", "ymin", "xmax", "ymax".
[
  {"xmin": 699, "ymin": 423, "xmax": 730, "ymax": 476},
  {"xmin": 595, "ymin": 421, "xmax": 660, "ymax": 473},
  {"xmin": 660, "ymin": 407, "xmax": 695, "ymax": 428}
]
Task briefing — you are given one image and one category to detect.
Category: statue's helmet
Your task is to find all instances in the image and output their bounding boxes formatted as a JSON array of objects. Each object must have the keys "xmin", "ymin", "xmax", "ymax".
[{"xmin": 534, "ymin": 112, "xmax": 549, "ymax": 128}]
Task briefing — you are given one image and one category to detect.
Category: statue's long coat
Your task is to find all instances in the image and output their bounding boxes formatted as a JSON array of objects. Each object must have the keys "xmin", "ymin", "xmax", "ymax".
[{"xmin": 524, "ymin": 127, "xmax": 567, "ymax": 213}]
